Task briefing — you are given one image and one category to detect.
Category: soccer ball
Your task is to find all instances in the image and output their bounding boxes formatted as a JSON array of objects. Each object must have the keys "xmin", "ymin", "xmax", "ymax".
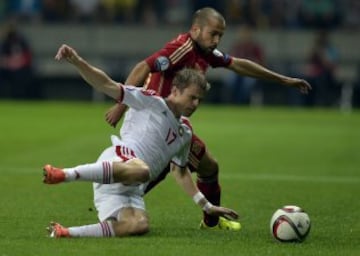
[{"xmin": 270, "ymin": 205, "xmax": 311, "ymax": 242}]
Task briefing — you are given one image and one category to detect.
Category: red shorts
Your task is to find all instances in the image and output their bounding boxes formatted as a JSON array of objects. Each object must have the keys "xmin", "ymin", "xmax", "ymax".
[
  {"xmin": 187, "ymin": 134, "xmax": 206, "ymax": 172},
  {"xmin": 144, "ymin": 133, "xmax": 206, "ymax": 193}
]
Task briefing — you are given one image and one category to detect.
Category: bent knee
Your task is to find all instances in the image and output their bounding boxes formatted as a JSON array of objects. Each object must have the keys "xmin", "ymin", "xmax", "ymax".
[
  {"xmin": 198, "ymin": 154, "xmax": 219, "ymax": 176},
  {"xmin": 132, "ymin": 219, "xmax": 150, "ymax": 235},
  {"xmin": 112, "ymin": 218, "xmax": 149, "ymax": 237}
]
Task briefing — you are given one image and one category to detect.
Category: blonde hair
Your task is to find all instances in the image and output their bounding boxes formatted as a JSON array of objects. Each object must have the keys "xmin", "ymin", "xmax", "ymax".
[{"xmin": 172, "ymin": 68, "xmax": 210, "ymax": 92}]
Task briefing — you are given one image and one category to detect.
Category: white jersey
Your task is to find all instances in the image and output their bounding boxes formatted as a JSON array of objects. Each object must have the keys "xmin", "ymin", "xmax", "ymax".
[
  {"xmin": 93, "ymin": 85, "xmax": 193, "ymax": 218},
  {"xmin": 114, "ymin": 85, "xmax": 192, "ymax": 181}
]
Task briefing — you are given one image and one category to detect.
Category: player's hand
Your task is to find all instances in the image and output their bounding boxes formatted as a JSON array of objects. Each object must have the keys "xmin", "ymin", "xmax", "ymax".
[
  {"xmin": 286, "ymin": 78, "xmax": 312, "ymax": 94},
  {"xmin": 105, "ymin": 103, "xmax": 128, "ymax": 128},
  {"xmin": 54, "ymin": 44, "xmax": 80, "ymax": 64},
  {"xmin": 206, "ymin": 205, "xmax": 239, "ymax": 220}
]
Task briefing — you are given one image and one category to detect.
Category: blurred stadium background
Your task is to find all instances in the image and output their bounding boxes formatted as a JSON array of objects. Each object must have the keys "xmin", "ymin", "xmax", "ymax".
[
  {"xmin": 0, "ymin": 0, "xmax": 359, "ymax": 110},
  {"xmin": 1, "ymin": 2, "xmax": 359, "ymax": 255}
]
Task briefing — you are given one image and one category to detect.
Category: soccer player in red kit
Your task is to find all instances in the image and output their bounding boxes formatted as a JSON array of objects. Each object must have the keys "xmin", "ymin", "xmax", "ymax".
[{"xmin": 105, "ymin": 7, "xmax": 312, "ymax": 230}]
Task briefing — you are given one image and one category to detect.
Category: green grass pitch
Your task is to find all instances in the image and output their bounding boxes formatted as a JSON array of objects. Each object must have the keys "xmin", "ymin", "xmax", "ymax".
[{"xmin": 0, "ymin": 101, "xmax": 359, "ymax": 256}]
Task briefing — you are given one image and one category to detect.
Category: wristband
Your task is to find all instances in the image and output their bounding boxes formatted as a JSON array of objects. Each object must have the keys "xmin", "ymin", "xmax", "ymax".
[
  {"xmin": 193, "ymin": 191, "xmax": 205, "ymax": 204},
  {"xmin": 202, "ymin": 202, "xmax": 214, "ymax": 213}
]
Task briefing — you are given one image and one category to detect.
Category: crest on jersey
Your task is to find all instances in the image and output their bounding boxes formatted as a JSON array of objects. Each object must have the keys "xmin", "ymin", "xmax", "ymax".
[
  {"xmin": 191, "ymin": 140, "xmax": 203, "ymax": 157},
  {"xmin": 155, "ymin": 56, "xmax": 170, "ymax": 71}
]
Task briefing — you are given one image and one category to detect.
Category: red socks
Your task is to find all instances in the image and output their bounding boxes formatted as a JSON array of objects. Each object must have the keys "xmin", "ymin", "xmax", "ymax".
[{"xmin": 196, "ymin": 178, "xmax": 221, "ymax": 227}]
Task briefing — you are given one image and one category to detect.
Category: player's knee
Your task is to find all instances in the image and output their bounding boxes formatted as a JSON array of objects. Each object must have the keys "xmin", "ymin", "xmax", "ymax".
[
  {"xmin": 198, "ymin": 155, "xmax": 219, "ymax": 176},
  {"xmin": 209, "ymin": 158, "xmax": 219, "ymax": 173},
  {"xmin": 132, "ymin": 218, "xmax": 150, "ymax": 235},
  {"xmin": 112, "ymin": 218, "xmax": 149, "ymax": 237}
]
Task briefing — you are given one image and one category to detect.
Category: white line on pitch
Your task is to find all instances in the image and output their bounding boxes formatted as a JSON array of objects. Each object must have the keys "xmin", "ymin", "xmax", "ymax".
[
  {"xmin": 3, "ymin": 167, "xmax": 360, "ymax": 184},
  {"xmin": 220, "ymin": 173, "xmax": 360, "ymax": 183}
]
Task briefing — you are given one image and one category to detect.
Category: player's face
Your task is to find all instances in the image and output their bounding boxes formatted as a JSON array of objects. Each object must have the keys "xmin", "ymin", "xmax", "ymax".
[
  {"xmin": 174, "ymin": 83, "xmax": 205, "ymax": 117},
  {"xmin": 194, "ymin": 17, "xmax": 225, "ymax": 53}
]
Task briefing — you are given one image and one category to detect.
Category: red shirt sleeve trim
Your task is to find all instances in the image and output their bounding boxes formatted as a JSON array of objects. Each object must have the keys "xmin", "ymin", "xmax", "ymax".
[{"xmin": 116, "ymin": 84, "xmax": 125, "ymax": 103}]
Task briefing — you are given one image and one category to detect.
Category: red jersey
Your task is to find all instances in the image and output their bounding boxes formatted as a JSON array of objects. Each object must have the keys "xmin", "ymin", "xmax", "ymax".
[{"xmin": 144, "ymin": 33, "xmax": 233, "ymax": 97}]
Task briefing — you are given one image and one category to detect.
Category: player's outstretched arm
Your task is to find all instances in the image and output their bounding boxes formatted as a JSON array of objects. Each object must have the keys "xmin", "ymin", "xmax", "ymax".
[
  {"xmin": 228, "ymin": 57, "xmax": 312, "ymax": 94},
  {"xmin": 105, "ymin": 61, "xmax": 152, "ymax": 127},
  {"xmin": 55, "ymin": 44, "xmax": 122, "ymax": 100},
  {"xmin": 171, "ymin": 164, "xmax": 238, "ymax": 220},
  {"xmin": 124, "ymin": 60, "xmax": 151, "ymax": 86}
]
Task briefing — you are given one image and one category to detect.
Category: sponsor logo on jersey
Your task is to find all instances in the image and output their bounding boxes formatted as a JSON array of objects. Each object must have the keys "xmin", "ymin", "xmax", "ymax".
[
  {"xmin": 154, "ymin": 56, "xmax": 170, "ymax": 71},
  {"xmin": 191, "ymin": 140, "xmax": 203, "ymax": 157}
]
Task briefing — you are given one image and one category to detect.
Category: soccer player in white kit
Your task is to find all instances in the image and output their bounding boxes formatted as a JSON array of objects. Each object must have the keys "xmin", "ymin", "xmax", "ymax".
[{"xmin": 43, "ymin": 44, "xmax": 238, "ymax": 238}]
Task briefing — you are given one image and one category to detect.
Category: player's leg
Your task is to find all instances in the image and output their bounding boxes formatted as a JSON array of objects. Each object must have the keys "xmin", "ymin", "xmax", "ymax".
[
  {"xmin": 111, "ymin": 207, "xmax": 149, "ymax": 236},
  {"xmin": 189, "ymin": 135, "xmax": 241, "ymax": 231},
  {"xmin": 43, "ymin": 147, "xmax": 150, "ymax": 185},
  {"xmin": 48, "ymin": 190, "xmax": 149, "ymax": 238},
  {"xmin": 47, "ymin": 208, "xmax": 149, "ymax": 238},
  {"xmin": 113, "ymin": 158, "xmax": 150, "ymax": 185},
  {"xmin": 196, "ymin": 150, "xmax": 221, "ymax": 228},
  {"xmin": 188, "ymin": 137, "xmax": 220, "ymax": 227},
  {"xmin": 143, "ymin": 163, "xmax": 171, "ymax": 194},
  {"xmin": 97, "ymin": 189, "xmax": 149, "ymax": 236}
]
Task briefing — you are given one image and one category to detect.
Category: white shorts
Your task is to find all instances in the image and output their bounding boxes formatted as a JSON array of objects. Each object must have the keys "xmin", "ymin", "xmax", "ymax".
[
  {"xmin": 93, "ymin": 145, "xmax": 146, "ymax": 222},
  {"xmin": 93, "ymin": 185, "xmax": 145, "ymax": 221}
]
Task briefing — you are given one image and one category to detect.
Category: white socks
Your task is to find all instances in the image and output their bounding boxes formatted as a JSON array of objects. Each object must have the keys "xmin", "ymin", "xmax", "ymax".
[
  {"xmin": 64, "ymin": 161, "xmax": 114, "ymax": 184},
  {"xmin": 68, "ymin": 221, "xmax": 115, "ymax": 237}
]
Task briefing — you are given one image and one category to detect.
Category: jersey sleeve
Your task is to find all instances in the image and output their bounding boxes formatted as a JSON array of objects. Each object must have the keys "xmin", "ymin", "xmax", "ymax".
[
  {"xmin": 119, "ymin": 85, "xmax": 160, "ymax": 110},
  {"xmin": 171, "ymin": 118, "xmax": 193, "ymax": 167},
  {"xmin": 145, "ymin": 48, "xmax": 172, "ymax": 72},
  {"xmin": 171, "ymin": 141, "xmax": 190, "ymax": 168},
  {"xmin": 145, "ymin": 34, "xmax": 191, "ymax": 72}
]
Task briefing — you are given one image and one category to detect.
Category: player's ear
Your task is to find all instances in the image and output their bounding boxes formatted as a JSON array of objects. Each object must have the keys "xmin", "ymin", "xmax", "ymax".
[
  {"xmin": 170, "ymin": 86, "xmax": 178, "ymax": 96},
  {"xmin": 191, "ymin": 25, "xmax": 201, "ymax": 37}
]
